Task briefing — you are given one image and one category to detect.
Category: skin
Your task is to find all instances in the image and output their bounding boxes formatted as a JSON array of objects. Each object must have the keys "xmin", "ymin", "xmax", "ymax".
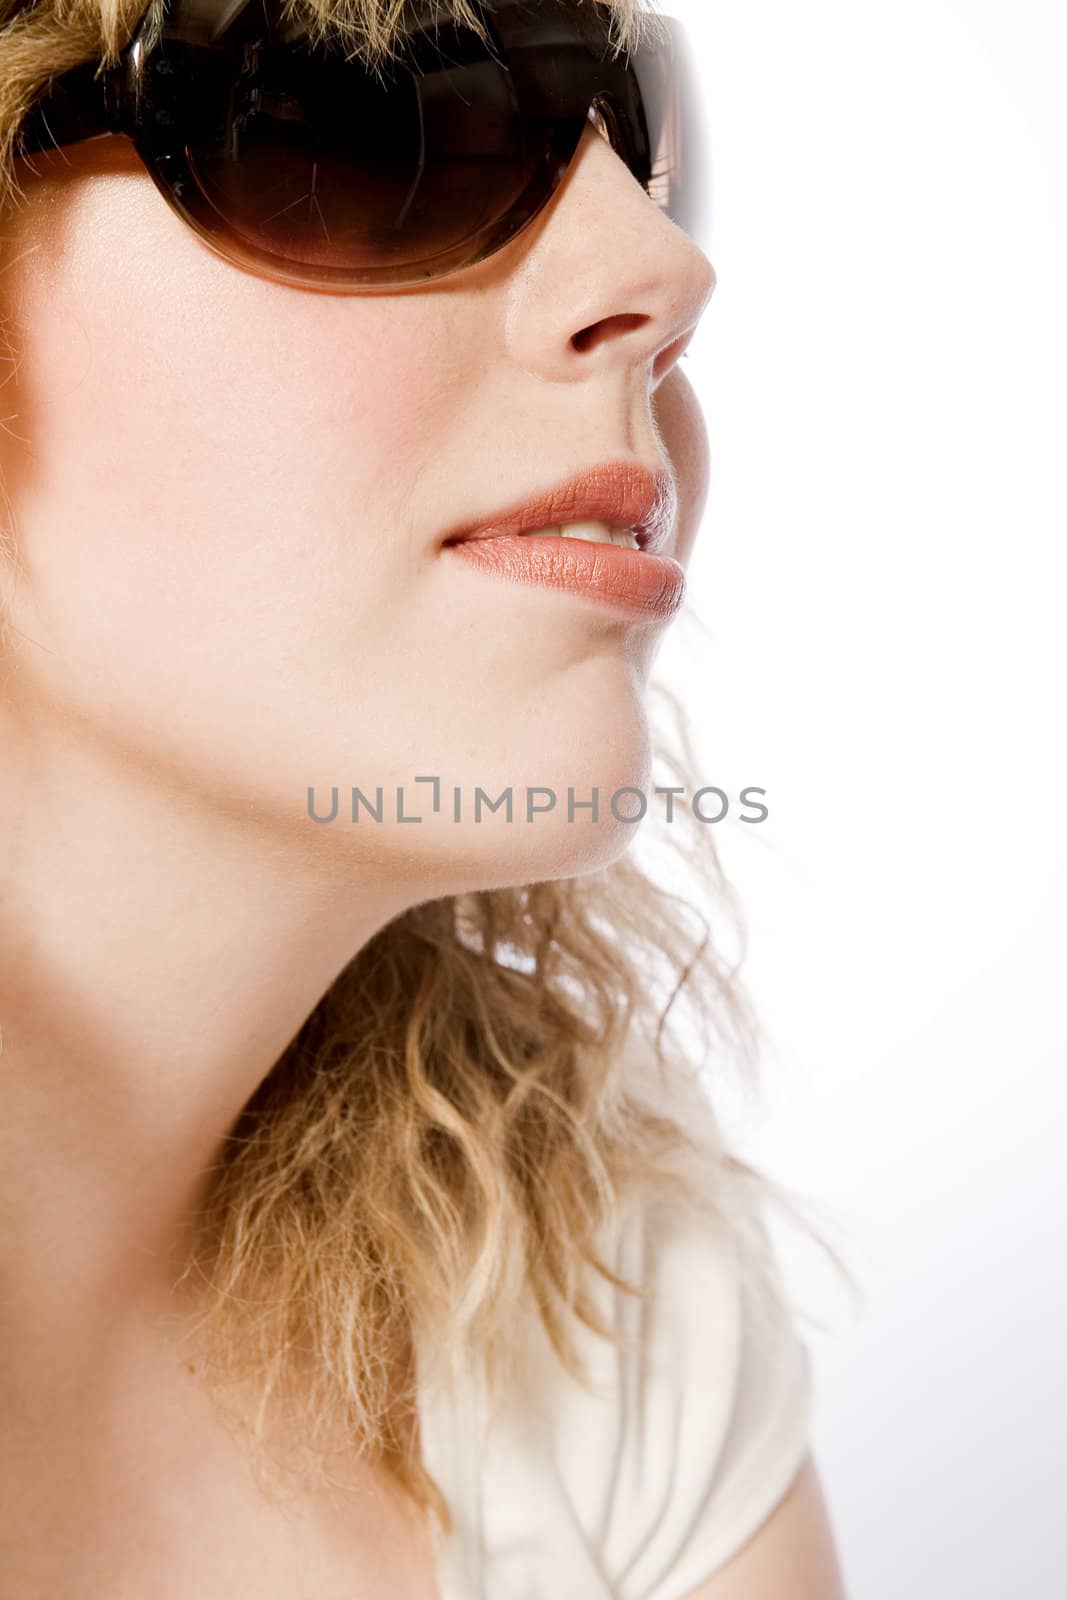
[
  {"xmin": 682, "ymin": 1459, "xmax": 848, "ymax": 1600},
  {"xmin": 0, "ymin": 94, "xmax": 844, "ymax": 1600}
]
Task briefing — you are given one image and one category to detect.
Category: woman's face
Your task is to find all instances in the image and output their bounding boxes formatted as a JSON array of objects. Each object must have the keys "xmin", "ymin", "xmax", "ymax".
[{"xmin": 0, "ymin": 120, "xmax": 714, "ymax": 896}]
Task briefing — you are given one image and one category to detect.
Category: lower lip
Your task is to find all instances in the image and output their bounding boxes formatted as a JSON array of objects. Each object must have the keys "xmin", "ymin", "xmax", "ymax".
[{"xmin": 445, "ymin": 534, "xmax": 686, "ymax": 620}]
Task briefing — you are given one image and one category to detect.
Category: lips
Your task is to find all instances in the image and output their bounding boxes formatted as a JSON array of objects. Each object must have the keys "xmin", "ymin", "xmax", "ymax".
[{"xmin": 441, "ymin": 461, "xmax": 678, "ymax": 556}]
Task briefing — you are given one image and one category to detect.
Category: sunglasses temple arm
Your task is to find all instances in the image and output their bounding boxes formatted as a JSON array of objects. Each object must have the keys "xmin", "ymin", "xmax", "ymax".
[{"xmin": 15, "ymin": 59, "xmax": 123, "ymax": 160}]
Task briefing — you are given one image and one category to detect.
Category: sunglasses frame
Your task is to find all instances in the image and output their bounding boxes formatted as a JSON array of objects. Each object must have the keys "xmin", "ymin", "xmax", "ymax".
[{"xmin": 13, "ymin": 0, "xmax": 705, "ymax": 294}]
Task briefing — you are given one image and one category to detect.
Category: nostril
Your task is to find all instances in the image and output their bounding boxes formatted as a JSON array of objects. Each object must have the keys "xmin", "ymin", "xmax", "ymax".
[
  {"xmin": 652, "ymin": 326, "xmax": 698, "ymax": 382},
  {"xmin": 572, "ymin": 312, "xmax": 650, "ymax": 354}
]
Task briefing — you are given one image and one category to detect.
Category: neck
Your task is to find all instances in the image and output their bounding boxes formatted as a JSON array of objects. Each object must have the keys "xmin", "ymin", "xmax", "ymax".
[{"xmin": 0, "ymin": 704, "xmax": 412, "ymax": 1351}]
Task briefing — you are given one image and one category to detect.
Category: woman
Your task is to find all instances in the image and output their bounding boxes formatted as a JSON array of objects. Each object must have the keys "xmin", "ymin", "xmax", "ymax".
[{"xmin": 0, "ymin": 0, "xmax": 847, "ymax": 1594}]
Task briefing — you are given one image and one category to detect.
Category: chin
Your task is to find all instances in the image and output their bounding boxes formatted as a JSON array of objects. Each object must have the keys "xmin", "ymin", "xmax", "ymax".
[
  {"xmin": 378, "ymin": 806, "xmax": 649, "ymax": 899},
  {"xmin": 293, "ymin": 681, "xmax": 654, "ymax": 893},
  {"xmin": 397, "ymin": 729, "xmax": 655, "ymax": 894}
]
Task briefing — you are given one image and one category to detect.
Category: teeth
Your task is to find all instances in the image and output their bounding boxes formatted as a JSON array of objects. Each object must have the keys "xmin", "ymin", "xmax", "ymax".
[
  {"xmin": 560, "ymin": 519, "xmax": 616, "ymax": 546},
  {"xmin": 522, "ymin": 520, "xmax": 640, "ymax": 550},
  {"xmin": 609, "ymin": 528, "xmax": 640, "ymax": 550}
]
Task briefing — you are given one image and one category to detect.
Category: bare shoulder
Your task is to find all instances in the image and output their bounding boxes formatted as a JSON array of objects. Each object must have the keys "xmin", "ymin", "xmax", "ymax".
[{"xmin": 678, "ymin": 1453, "xmax": 848, "ymax": 1600}]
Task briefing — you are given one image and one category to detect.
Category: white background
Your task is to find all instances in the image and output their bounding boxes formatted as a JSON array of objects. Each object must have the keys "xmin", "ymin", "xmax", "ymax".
[{"xmin": 651, "ymin": 2, "xmax": 1067, "ymax": 1596}]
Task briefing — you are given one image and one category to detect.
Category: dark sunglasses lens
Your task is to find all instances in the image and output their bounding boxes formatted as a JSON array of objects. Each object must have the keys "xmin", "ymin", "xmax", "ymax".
[
  {"xmin": 181, "ymin": 23, "xmax": 554, "ymax": 273},
  {"xmin": 157, "ymin": 1, "xmax": 706, "ymax": 283},
  {"xmin": 630, "ymin": 18, "xmax": 710, "ymax": 247}
]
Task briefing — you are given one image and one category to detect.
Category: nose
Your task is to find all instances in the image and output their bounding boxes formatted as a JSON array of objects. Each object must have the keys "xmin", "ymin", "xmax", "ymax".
[{"xmin": 502, "ymin": 119, "xmax": 717, "ymax": 388}]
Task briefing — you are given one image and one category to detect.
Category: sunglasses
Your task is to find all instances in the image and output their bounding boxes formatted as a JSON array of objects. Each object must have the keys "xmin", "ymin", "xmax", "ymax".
[{"xmin": 13, "ymin": 0, "xmax": 709, "ymax": 293}]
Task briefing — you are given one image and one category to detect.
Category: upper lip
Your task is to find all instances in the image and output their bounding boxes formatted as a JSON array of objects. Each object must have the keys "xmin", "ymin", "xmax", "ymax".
[{"xmin": 441, "ymin": 461, "xmax": 678, "ymax": 556}]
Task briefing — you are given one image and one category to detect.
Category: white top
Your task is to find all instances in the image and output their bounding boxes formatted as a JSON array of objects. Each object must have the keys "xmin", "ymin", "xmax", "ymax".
[{"xmin": 418, "ymin": 1180, "xmax": 814, "ymax": 1599}]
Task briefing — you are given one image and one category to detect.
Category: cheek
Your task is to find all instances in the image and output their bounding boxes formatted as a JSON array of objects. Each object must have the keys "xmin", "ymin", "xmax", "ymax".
[{"xmin": 2, "ymin": 173, "xmax": 464, "ymax": 740}]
